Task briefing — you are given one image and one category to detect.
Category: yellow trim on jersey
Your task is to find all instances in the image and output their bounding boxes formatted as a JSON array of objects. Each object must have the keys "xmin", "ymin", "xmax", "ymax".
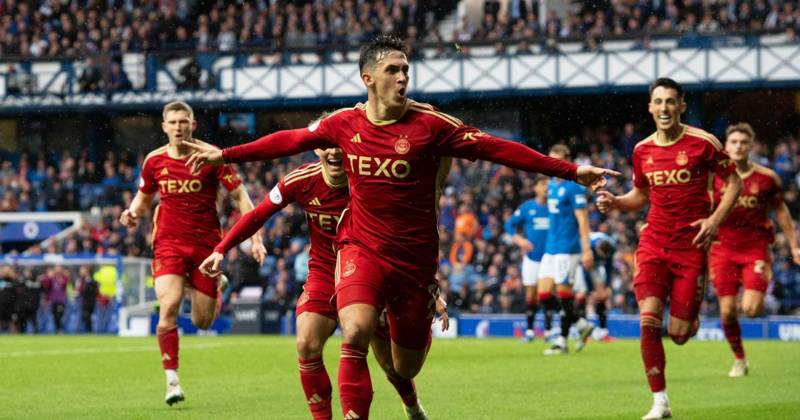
[
  {"xmin": 408, "ymin": 99, "xmax": 465, "ymax": 125},
  {"xmin": 363, "ymin": 101, "xmax": 410, "ymax": 126},
  {"xmin": 685, "ymin": 126, "xmax": 724, "ymax": 150},
  {"xmin": 409, "ymin": 102, "xmax": 463, "ymax": 127},
  {"xmin": 142, "ymin": 145, "xmax": 169, "ymax": 169},
  {"xmin": 633, "ymin": 134, "xmax": 655, "ymax": 151},
  {"xmin": 409, "ymin": 107, "xmax": 461, "ymax": 128},
  {"xmin": 653, "ymin": 125, "xmax": 687, "ymax": 147},
  {"xmin": 752, "ymin": 163, "xmax": 782, "ymax": 186},
  {"xmin": 284, "ymin": 162, "xmax": 322, "ymax": 183},
  {"xmin": 284, "ymin": 167, "xmax": 323, "ymax": 186}
]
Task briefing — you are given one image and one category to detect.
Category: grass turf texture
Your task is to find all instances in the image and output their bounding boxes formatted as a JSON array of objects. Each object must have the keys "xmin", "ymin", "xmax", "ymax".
[{"xmin": 0, "ymin": 336, "xmax": 798, "ymax": 419}]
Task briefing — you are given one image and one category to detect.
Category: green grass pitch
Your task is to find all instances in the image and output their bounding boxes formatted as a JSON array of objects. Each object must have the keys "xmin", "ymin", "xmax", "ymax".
[{"xmin": 1, "ymin": 335, "xmax": 798, "ymax": 419}]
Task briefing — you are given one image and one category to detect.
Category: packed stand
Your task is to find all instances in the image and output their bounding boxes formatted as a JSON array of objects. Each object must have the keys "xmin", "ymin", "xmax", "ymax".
[
  {"xmin": 457, "ymin": 0, "xmax": 800, "ymax": 55},
  {"xmin": 0, "ymin": 0, "xmax": 456, "ymax": 60},
  {"xmin": 2, "ymin": 128, "xmax": 800, "ymax": 317}
]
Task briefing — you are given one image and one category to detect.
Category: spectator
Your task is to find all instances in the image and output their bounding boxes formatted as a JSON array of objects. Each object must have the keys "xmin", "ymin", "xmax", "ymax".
[
  {"xmin": 76, "ymin": 266, "xmax": 98, "ymax": 333},
  {"xmin": 78, "ymin": 57, "xmax": 103, "ymax": 93},
  {"xmin": 107, "ymin": 62, "xmax": 132, "ymax": 93},
  {"xmin": 40, "ymin": 265, "xmax": 70, "ymax": 334},
  {"xmin": 178, "ymin": 58, "xmax": 202, "ymax": 90}
]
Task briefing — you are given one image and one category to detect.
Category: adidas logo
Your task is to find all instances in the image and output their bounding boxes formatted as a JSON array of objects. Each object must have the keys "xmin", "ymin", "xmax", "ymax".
[
  {"xmin": 344, "ymin": 410, "xmax": 361, "ymax": 419},
  {"xmin": 160, "ymin": 168, "xmax": 169, "ymax": 176},
  {"xmin": 646, "ymin": 367, "xmax": 661, "ymax": 376},
  {"xmin": 350, "ymin": 133, "xmax": 362, "ymax": 143},
  {"xmin": 308, "ymin": 197, "xmax": 321, "ymax": 206},
  {"xmin": 161, "ymin": 353, "xmax": 172, "ymax": 361},
  {"xmin": 308, "ymin": 393, "xmax": 324, "ymax": 404}
]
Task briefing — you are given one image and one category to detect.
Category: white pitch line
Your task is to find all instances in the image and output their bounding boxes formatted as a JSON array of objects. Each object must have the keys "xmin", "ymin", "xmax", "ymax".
[{"xmin": 0, "ymin": 342, "xmax": 232, "ymax": 358}]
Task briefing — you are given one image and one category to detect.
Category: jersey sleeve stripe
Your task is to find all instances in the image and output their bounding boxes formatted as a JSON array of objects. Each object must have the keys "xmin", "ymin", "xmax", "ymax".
[
  {"xmin": 686, "ymin": 127, "xmax": 724, "ymax": 150},
  {"xmin": 284, "ymin": 162, "xmax": 322, "ymax": 183},
  {"xmin": 753, "ymin": 164, "xmax": 782, "ymax": 186},
  {"xmin": 284, "ymin": 167, "xmax": 323, "ymax": 186},
  {"xmin": 417, "ymin": 105, "xmax": 464, "ymax": 126},
  {"xmin": 633, "ymin": 134, "xmax": 655, "ymax": 150},
  {"xmin": 409, "ymin": 106, "xmax": 462, "ymax": 127},
  {"xmin": 141, "ymin": 145, "xmax": 168, "ymax": 168}
]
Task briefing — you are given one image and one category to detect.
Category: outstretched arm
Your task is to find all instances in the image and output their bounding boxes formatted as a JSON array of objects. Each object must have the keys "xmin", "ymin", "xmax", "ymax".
[
  {"xmin": 229, "ymin": 184, "xmax": 266, "ymax": 264},
  {"xmin": 185, "ymin": 128, "xmax": 334, "ymax": 173},
  {"xmin": 199, "ymin": 198, "xmax": 284, "ymax": 277},
  {"xmin": 445, "ymin": 133, "xmax": 619, "ymax": 190}
]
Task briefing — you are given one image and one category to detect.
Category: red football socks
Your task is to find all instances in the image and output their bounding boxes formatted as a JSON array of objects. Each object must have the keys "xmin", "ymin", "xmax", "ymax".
[
  {"xmin": 157, "ymin": 326, "xmax": 179, "ymax": 370},
  {"xmin": 722, "ymin": 318, "xmax": 746, "ymax": 360},
  {"xmin": 640, "ymin": 311, "xmax": 666, "ymax": 392},
  {"xmin": 299, "ymin": 357, "xmax": 333, "ymax": 420},
  {"xmin": 338, "ymin": 343, "xmax": 372, "ymax": 419}
]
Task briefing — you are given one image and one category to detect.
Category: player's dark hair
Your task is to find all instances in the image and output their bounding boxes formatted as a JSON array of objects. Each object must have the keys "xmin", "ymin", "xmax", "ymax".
[
  {"xmin": 725, "ymin": 122, "xmax": 755, "ymax": 141},
  {"xmin": 534, "ymin": 175, "xmax": 549, "ymax": 184},
  {"xmin": 359, "ymin": 35, "xmax": 407, "ymax": 73},
  {"xmin": 649, "ymin": 78, "xmax": 684, "ymax": 100},
  {"xmin": 597, "ymin": 240, "xmax": 613, "ymax": 258}
]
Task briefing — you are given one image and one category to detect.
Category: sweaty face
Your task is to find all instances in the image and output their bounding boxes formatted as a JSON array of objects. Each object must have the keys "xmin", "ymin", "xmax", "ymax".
[
  {"xmin": 368, "ymin": 51, "xmax": 409, "ymax": 107},
  {"xmin": 162, "ymin": 110, "xmax": 195, "ymax": 146},
  {"xmin": 648, "ymin": 86, "xmax": 685, "ymax": 133},
  {"xmin": 725, "ymin": 131, "xmax": 753, "ymax": 162},
  {"xmin": 315, "ymin": 147, "xmax": 344, "ymax": 178}
]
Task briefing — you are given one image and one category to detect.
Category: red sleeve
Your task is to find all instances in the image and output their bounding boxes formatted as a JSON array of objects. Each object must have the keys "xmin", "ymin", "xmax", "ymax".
[
  {"xmin": 214, "ymin": 180, "xmax": 296, "ymax": 253},
  {"xmin": 435, "ymin": 119, "xmax": 577, "ymax": 180},
  {"xmin": 138, "ymin": 158, "xmax": 157, "ymax": 194},
  {"xmin": 706, "ymin": 142, "xmax": 735, "ymax": 178},
  {"xmin": 632, "ymin": 147, "xmax": 649, "ymax": 189},
  {"xmin": 222, "ymin": 127, "xmax": 335, "ymax": 164},
  {"xmin": 217, "ymin": 164, "xmax": 243, "ymax": 192}
]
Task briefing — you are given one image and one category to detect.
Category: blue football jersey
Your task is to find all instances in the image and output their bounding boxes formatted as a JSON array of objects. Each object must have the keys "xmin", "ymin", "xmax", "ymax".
[
  {"xmin": 544, "ymin": 179, "xmax": 587, "ymax": 254},
  {"xmin": 505, "ymin": 199, "xmax": 549, "ymax": 262}
]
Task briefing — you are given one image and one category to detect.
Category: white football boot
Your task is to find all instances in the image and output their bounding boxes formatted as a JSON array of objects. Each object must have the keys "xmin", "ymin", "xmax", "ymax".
[
  {"xmin": 728, "ymin": 359, "xmax": 749, "ymax": 378},
  {"xmin": 165, "ymin": 380, "xmax": 185, "ymax": 406}
]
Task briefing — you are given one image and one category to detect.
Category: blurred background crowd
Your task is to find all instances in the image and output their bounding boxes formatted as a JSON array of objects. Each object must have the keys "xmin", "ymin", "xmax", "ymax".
[{"xmin": 2, "ymin": 0, "xmax": 799, "ymax": 94}]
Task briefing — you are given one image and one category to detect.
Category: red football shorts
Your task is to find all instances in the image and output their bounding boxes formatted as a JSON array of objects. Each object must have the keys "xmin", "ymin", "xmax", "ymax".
[
  {"xmin": 152, "ymin": 240, "xmax": 219, "ymax": 298},
  {"xmin": 709, "ymin": 243, "xmax": 771, "ymax": 297},
  {"xmin": 296, "ymin": 269, "xmax": 337, "ymax": 320},
  {"xmin": 334, "ymin": 244, "xmax": 437, "ymax": 350},
  {"xmin": 633, "ymin": 240, "xmax": 707, "ymax": 321}
]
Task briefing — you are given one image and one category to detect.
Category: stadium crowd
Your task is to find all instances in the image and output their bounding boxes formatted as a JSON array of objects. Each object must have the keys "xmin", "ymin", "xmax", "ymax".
[
  {"xmin": 0, "ymin": 0, "xmax": 455, "ymax": 58},
  {"xmin": 2, "ymin": 0, "xmax": 799, "ymax": 94},
  {"xmin": 2, "ymin": 123, "xmax": 800, "ymax": 320}
]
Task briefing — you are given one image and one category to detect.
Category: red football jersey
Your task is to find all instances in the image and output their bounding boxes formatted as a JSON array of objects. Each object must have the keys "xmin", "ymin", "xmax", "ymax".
[
  {"xmin": 632, "ymin": 125, "xmax": 736, "ymax": 249},
  {"xmin": 223, "ymin": 100, "xmax": 577, "ymax": 274},
  {"xmin": 215, "ymin": 161, "xmax": 349, "ymax": 280},
  {"xmin": 714, "ymin": 163, "xmax": 782, "ymax": 248},
  {"xmin": 139, "ymin": 143, "xmax": 242, "ymax": 248}
]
